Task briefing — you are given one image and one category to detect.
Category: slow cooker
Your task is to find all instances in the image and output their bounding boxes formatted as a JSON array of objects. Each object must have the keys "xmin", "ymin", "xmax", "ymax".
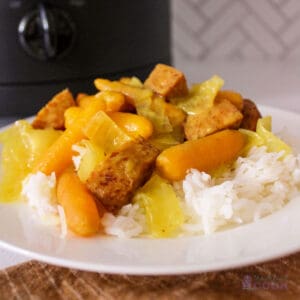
[{"xmin": 0, "ymin": 0, "xmax": 171, "ymax": 118}]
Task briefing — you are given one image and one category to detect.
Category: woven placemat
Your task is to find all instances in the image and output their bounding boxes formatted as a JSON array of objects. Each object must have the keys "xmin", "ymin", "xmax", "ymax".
[{"xmin": 1, "ymin": 253, "xmax": 300, "ymax": 300}]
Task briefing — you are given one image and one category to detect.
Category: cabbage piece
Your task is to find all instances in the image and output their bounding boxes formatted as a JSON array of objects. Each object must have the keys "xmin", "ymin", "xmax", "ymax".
[
  {"xmin": 120, "ymin": 76, "xmax": 143, "ymax": 88},
  {"xmin": 72, "ymin": 140, "xmax": 105, "ymax": 182},
  {"xmin": 240, "ymin": 116, "xmax": 292, "ymax": 156},
  {"xmin": 0, "ymin": 121, "xmax": 61, "ymax": 201},
  {"xmin": 135, "ymin": 96, "xmax": 173, "ymax": 134},
  {"xmin": 133, "ymin": 174, "xmax": 184, "ymax": 237},
  {"xmin": 83, "ymin": 111, "xmax": 132, "ymax": 155},
  {"xmin": 149, "ymin": 132, "xmax": 182, "ymax": 151},
  {"xmin": 171, "ymin": 75, "xmax": 224, "ymax": 114}
]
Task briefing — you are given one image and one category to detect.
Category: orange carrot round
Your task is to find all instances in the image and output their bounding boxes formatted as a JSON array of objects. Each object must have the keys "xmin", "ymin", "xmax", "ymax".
[
  {"xmin": 34, "ymin": 99, "xmax": 107, "ymax": 176},
  {"xmin": 64, "ymin": 106, "xmax": 83, "ymax": 129},
  {"xmin": 108, "ymin": 112, "xmax": 153, "ymax": 139},
  {"xmin": 57, "ymin": 168, "xmax": 105, "ymax": 236}
]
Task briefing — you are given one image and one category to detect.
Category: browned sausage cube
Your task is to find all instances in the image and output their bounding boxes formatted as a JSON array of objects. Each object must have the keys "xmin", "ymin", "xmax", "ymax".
[
  {"xmin": 240, "ymin": 99, "xmax": 262, "ymax": 131},
  {"xmin": 86, "ymin": 138, "xmax": 160, "ymax": 211},
  {"xmin": 144, "ymin": 64, "xmax": 188, "ymax": 99}
]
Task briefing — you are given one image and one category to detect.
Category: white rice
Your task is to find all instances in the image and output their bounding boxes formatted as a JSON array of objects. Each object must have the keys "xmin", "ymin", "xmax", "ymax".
[
  {"xmin": 101, "ymin": 203, "xmax": 146, "ymax": 238},
  {"xmin": 103, "ymin": 146, "xmax": 300, "ymax": 238},
  {"xmin": 180, "ymin": 147, "xmax": 300, "ymax": 235},
  {"xmin": 22, "ymin": 172, "xmax": 67, "ymax": 238},
  {"xmin": 22, "ymin": 172, "xmax": 60, "ymax": 225}
]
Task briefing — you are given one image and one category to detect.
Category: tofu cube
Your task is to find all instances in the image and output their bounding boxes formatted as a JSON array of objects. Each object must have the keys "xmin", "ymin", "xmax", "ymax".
[
  {"xmin": 32, "ymin": 89, "xmax": 76, "ymax": 130},
  {"xmin": 184, "ymin": 99, "xmax": 243, "ymax": 140},
  {"xmin": 144, "ymin": 64, "xmax": 188, "ymax": 99}
]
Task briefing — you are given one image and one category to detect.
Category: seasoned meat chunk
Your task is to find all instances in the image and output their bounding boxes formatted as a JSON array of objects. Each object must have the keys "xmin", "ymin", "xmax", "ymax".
[
  {"xmin": 184, "ymin": 99, "xmax": 243, "ymax": 140},
  {"xmin": 240, "ymin": 99, "xmax": 262, "ymax": 131},
  {"xmin": 86, "ymin": 138, "xmax": 160, "ymax": 211},
  {"xmin": 32, "ymin": 89, "xmax": 76, "ymax": 130},
  {"xmin": 144, "ymin": 64, "xmax": 188, "ymax": 99}
]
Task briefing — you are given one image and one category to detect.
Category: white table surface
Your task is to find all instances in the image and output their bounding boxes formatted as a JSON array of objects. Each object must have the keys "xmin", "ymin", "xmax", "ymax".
[{"xmin": 0, "ymin": 60, "xmax": 299, "ymax": 270}]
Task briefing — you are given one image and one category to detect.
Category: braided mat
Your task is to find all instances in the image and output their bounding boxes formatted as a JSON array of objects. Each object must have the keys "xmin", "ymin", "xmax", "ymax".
[{"xmin": 1, "ymin": 252, "xmax": 300, "ymax": 300}]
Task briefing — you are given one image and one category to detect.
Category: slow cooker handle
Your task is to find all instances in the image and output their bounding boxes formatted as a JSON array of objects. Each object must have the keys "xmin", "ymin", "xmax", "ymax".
[{"xmin": 38, "ymin": 2, "xmax": 57, "ymax": 59}]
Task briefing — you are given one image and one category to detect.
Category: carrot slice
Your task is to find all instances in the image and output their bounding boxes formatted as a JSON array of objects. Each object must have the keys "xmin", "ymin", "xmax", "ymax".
[
  {"xmin": 64, "ymin": 106, "xmax": 82, "ymax": 129},
  {"xmin": 34, "ymin": 100, "xmax": 106, "ymax": 175},
  {"xmin": 57, "ymin": 168, "xmax": 105, "ymax": 236},
  {"xmin": 108, "ymin": 112, "xmax": 153, "ymax": 139}
]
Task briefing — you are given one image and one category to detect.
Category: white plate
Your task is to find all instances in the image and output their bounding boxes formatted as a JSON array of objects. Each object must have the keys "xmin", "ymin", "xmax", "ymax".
[{"xmin": 0, "ymin": 105, "xmax": 300, "ymax": 275}]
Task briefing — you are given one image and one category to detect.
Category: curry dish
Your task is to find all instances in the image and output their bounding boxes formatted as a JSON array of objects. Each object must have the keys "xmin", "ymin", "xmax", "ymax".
[{"xmin": 2, "ymin": 63, "xmax": 291, "ymax": 238}]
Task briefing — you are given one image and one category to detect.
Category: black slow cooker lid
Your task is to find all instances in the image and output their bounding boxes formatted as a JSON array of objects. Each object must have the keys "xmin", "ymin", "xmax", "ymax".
[
  {"xmin": 1, "ymin": 0, "xmax": 171, "ymax": 84},
  {"xmin": 0, "ymin": 0, "xmax": 171, "ymax": 117}
]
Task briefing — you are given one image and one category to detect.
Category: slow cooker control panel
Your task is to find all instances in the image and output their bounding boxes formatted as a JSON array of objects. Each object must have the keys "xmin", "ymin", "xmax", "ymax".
[{"xmin": 18, "ymin": 3, "xmax": 76, "ymax": 60}]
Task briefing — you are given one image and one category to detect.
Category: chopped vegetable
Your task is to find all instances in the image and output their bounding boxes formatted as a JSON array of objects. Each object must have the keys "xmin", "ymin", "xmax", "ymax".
[
  {"xmin": 0, "ymin": 121, "xmax": 61, "ymax": 201},
  {"xmin": 34, "ymin": 99, "xmax": 106, "ymax": 175},
  {"xmin": 33, "ymin": 125, "xmax": 83, "ymax": 176},
  {"xmin": 172, "ymin": 75, "xmax": 224, "ymax": 114},
  {"xmin": 83, "ymin": 111, "xmax": 132, "ymax": 154},
  {"xmin": 240, "ymin": 116, "xmax": 292, "ymax": 156},
  {"xmin": 94, "ymin": 78, "xmax": 153, "ymax": 106},
  {"xmin": 149, "ymin": 133, "xmax": 182, "ymax": 151},
  {"xmin": 78, "ymin": 91, "xmax": 125, "ymax": 113},
  {"xmin": 134, "ymin": 174, "xmax": 184, "ymax": 237},
  {"xmin": 95, "ymin": 75, "xmax": 186, "ymax": 148},
  {"xmin": 108, "ymin": 112, "xmax": 154, "ymax": 139},
  {"xmin": 156, "ymin": 129, "xmax": 246, "ymax": 181},
  {"xmin": 135, "ymin": 96, "xmax": 173, "ymax": 134},
  {"xmin": 74, "ymin": 140, "xmax": 105, "ymax": 182},
  {"xmin": 64, "ymin": 106, "xmax": 82, "ymax": 129},
  {"xmin": 120, "ymin": 76, "xmax": 143, "ymax": 88},
  {"xmin": 57, "ymin": 168, "xmax": 105, "ymax": 236}
]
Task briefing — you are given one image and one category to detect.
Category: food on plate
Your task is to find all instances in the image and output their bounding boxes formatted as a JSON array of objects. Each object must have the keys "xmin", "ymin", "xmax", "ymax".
[
  {"xmin": 144, "ymin": 63, "xmax": 188, "ymax": 98},
  {"xmin": 240, "ymin": 99, "xmax": 263, "ymax": 131},
  {"xmin": 134, "ymin": 174, "xmax": 184, "ymax": 237},
  {"xmin": 57, "ymin": 168, "xmax": 105, "ymax": 236},
  {"xmin": 156, "ymin": 130, "xmax": 246, "ymax": 181},
  {"xmin": 0, "ymin": 64, "xmax": 299, "ymax": 239},
  {"xmin": 33, "ymin": 95, "xmax": 114, "ymax": 176},
  {"xmin": 0, "ymin": 121, "xmax": 61, "ymax": 201},
  {"xmin": 184, "ymin": 98, "xmax": 243, "ymax": 140},
  {"xmin": 215, "ymin": 90, "xmax": 244, "ymax": 111},
  {"xmin": 108, "ymin": 112, "xmax": 153, "ymax": 139},
  {"xmin": 86, "ymin": 138, "xmax": 160, "ymax": 211},
  {"xmin": 171, "ymin": 75, "xmax": 224, "ymax": 114},
  {"xmin": 240, "ymin": 116, "xmax": 292, "ymax": 156},
  {"xmin": 32, "ymin": 89, "xmax": 75, "ymax": 130}
]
